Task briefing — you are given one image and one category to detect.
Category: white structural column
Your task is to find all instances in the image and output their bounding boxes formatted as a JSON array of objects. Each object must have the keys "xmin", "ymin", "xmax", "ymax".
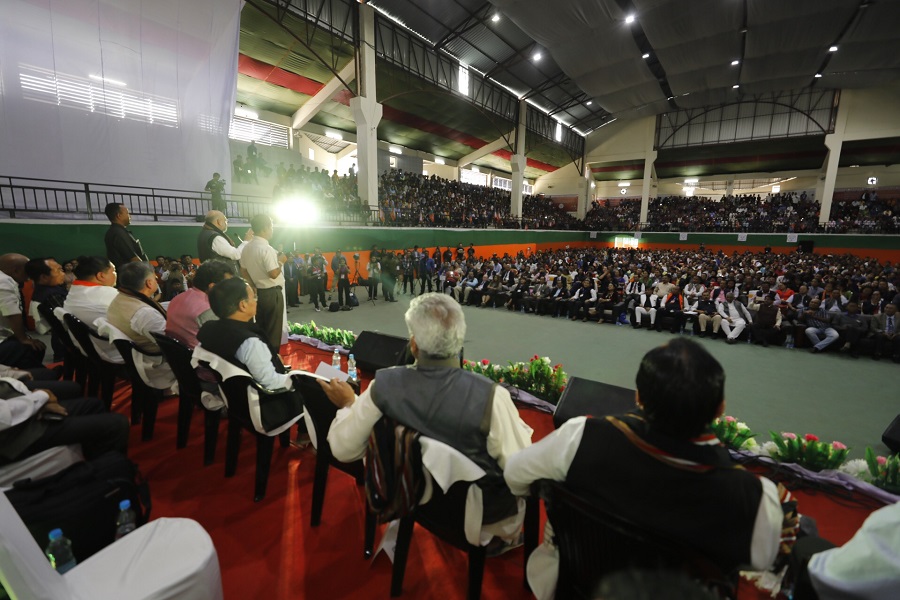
[
  {"xmin": 351, "ymin": 3, "xmax": 381, "ymax": 210},
  {"xmin": 510, "ymin": 100, "xmax": 527, "ymax": 218},
  {"xmin": 292, "ymin": 61, "xmax": 356, "ymax": 130},
  {"xmin": 639, "ymin": 118, "xmax": 657, "ymax": 224},
  {"xmin": 725, "ymin": 178, "xmax": 734, "ymax": 198},
  {"xmin": 639, "ymin": 151, "xmax": 657, "ymax": 224},
  {"xmin": 817, "ymin": 95, "xmax": 850, "ymax": 224}
]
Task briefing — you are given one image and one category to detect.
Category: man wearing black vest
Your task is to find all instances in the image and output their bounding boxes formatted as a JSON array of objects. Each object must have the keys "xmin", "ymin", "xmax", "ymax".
[
  {"xmin": 319, "ymin": 293, "xmax": 532, "ymax": 539},
  {"xmin": 197, "ymin": 210, "xmax": 250, "ymax": 266},
  {"xmin": 504, "ymin": 339, "xmax": 784, "ymax": 599},
  {"xmin": 196, "ymin": 278, "xmax": 302, "ymax": 432}
]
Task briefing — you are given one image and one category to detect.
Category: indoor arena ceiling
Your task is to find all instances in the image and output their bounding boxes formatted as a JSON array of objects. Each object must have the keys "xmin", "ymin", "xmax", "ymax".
[{"xmin": 236, "ymin": 0, "xmax": 900, "ymax": 178}]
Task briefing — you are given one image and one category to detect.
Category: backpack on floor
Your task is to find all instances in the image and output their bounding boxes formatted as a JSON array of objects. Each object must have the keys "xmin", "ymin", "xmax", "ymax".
[
  {"xmin": 329, "ymin": 302, "xmax": 340, "ymax": 312},
  {"xmin": 348, "ymin": 292, "xmax": 360, "ymax": 307},
  {"xmin": 5, "ymin": 451, "xmax": 150, "ymax": 563}
]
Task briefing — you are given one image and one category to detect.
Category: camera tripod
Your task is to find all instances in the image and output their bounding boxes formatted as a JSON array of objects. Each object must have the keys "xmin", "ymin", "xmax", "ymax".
[{"xmin": 350, "ymin": 258, "xmax": 377, "ymax": 306}]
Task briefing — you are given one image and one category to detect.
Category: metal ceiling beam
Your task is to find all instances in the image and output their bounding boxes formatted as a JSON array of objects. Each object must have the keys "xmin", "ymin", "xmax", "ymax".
[
  {"xmin": 246, "ymin": 0, "xmax": 357, "ymax": 93},
  {"xmin": 434, "ymin": 3, "xmax": 493, "ymax": 52},
  {"xmin": 291, "ymin": 60, "xmax": 357, "ymax": 130},
  {"xmin": 457, "ymin": 131, "xmax": 515, "ymax": 168}
]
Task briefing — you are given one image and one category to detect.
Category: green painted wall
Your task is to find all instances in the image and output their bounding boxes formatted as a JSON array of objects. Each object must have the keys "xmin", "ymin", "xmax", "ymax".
[{"xmin": 1, "ymin": 221, "xmax": 898, "ymax": 261}]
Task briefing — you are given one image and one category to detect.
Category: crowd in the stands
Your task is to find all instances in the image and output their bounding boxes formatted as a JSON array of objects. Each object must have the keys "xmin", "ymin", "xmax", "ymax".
[
  {"xmin": 359, "ymin": 244, "xmax": 900, "ymax": 361},
  {"xmin": 824, "ymin": 191, "xmax": 900, "ymax": 233}
]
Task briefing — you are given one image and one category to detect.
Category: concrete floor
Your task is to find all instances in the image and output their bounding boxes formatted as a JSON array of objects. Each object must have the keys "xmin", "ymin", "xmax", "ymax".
[{"xmin": 288, "ymin": 287, "xmax": 897, "ymax": 458}]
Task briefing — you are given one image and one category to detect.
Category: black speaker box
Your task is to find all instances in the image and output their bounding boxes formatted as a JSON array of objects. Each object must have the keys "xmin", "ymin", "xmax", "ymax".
[
  {"xmin": 350, "ymin": 331, "xmax": 411, "ymax": 373},
  {"xmin": 797, "ymin": 240, "xmax": 815, "ymax": 254},
  {"xmin": 883, "ymin": 414, "xmax": 900, "ymax": 454},
  {"xmin": 553, "ymin": 376, "xmax": 637, "ymax": 429}
]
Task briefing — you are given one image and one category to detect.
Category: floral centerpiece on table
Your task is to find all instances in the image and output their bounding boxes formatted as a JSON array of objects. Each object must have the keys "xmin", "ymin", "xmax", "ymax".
[
  {"xmin": 711, "ymin": 416, "xmax": 757, "ymax": 450},
  {"xmin": 768, "ymin": 431, "xmax": 850, "ymax": 472},
  {"xmin": 463, "ymin": 355, "xmax": 568, "ymax": 405},
  {"xmin": 865, "ymin": 448, "xmax": 900, "ymax": 494},
  {"xmin": 288, "ymin": 321, "xmax": 356, "ymax": 348}
]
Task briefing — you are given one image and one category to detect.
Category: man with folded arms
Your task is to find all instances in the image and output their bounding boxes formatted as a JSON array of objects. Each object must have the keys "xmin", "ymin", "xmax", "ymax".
[{"xmin": 504, "ymin": 339, "xmax": 785, "ymax": 600}]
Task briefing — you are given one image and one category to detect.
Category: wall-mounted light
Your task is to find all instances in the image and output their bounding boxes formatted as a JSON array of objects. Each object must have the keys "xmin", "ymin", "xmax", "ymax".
[
  {"xmin": 234, "ymin": 106, "xmax": 258, "ymax": 120},
  {"xmin": 435, "ymin": 157, "xmax": 445, "ymax": 165},
  {"xmin": 388, "ymin": 145, "xmax": 402, "ymax": 155},
  {"xmin": 325, "ymin": 131, "xmax": 343, "ymax": 141},
  {"xmin": 618, "ymin": 181, "xmax": 631, "ymax": 187}
]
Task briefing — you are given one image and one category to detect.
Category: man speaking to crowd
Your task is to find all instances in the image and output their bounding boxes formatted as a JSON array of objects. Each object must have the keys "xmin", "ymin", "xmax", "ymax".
[{"xmin": 198, "ymin": 210, "xmax": 250, "ymax": 266}]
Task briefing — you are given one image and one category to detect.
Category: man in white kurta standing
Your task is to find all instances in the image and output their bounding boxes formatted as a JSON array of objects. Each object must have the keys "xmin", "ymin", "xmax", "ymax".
[{"xmin": 240, "ymin": 214, "xmax": 287, "ymax": 352}]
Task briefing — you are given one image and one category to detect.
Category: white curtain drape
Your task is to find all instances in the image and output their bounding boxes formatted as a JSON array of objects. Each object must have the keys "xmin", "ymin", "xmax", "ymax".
[{"xmin": 0, "ymin": 0, "xmax": 240, "ymax": 192}]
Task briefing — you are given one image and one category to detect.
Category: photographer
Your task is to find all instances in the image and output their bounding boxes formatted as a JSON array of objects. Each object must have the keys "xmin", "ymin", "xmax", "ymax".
[
  {"xmin": 204, "ymin": 172, "xmax": 226, "ymax": 212},
  {"xmin": 381, "ymin": 251, "xmax": 398, "ymax": 302},
  {"xmin": 336, "ymin": 256, "xmax": 352, "ymax": 310},
  {"xmin": 307, "ymin": 249, "xmax": 327, "ymax": 312},
  {"xmin": 366, "ymin": 254, "xmax": 381, "ymax": 300}
]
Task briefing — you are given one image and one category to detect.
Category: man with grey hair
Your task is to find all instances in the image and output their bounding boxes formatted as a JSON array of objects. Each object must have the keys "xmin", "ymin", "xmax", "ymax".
[
  {"xmin": 319, "ymin": 292, "xmax": 533, "ymax": 537},
  {"xmin": 106, "ymin": 261, "xmax": 166, "ymax": 353}
]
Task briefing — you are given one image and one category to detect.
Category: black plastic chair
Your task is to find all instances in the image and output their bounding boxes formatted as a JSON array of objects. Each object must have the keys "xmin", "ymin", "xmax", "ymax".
[
  {"xmin": 62, "ymin": 313, "xmax": 130, "ymax": 414},
  {"xmin": 538, "ymin": 480, "xmax": 737, "ymax": 599},
  {"xmin": 199, "ymin": 363, "xmax": 296, "ymax": 502},
  {"xmin": 292, "ymin": 375, "xmax": 376, "ymax": 558},
  {"xmin": 391, "ymin": 480, "xmax": 487, "ymax": 599},
  {"xmin": 37, "ymin": 303, "xmax": 86, "ymax": 386},
  {"xmin": 111, "ymin": 338, "xmax": 165, "ymax": 442},
  {"xmin": 151, "ymin": 332, "xmax": 222, "ymax": 463}
]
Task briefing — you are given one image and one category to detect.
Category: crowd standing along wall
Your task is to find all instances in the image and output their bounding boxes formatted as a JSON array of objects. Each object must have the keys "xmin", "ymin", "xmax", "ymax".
[{"xmin": 1, "ymin": 222, "xmax": 898, "ymax": 267}]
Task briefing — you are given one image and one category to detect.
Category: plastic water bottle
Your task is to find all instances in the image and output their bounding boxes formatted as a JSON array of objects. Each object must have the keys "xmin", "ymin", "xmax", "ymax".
[
  {"xmin": 347, "ymin": 354, "xmax": 358, "ymax": 384},
  {"xmin": 45, "ymin": 529, "xmax": 76, "ymax": 574},
  {"xmin": 115, "ymin": 499, "xmax": 137, "ymax": 539},
  {"xmin": 331, "ymin": 348, "xmax": 341, "ymax": 370},
  {"xmin": 785, "ymin": 333, "xmax": 795, "ymax": 349}
]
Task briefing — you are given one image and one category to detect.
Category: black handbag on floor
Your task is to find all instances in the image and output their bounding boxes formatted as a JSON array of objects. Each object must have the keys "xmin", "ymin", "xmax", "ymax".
[{"xmin": 4, "ymin": 451, "xmax": 151, "ymax": 562}]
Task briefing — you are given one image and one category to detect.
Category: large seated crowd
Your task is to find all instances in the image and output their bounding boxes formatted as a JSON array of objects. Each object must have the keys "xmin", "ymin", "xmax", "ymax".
[{"xmin": 360, "ymin": 244, "xmax": 900, "ymax": 361}]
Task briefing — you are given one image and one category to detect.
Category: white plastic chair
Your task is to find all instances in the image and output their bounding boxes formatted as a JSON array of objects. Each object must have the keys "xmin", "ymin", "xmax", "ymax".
[{"xmin": 0, "ymin": 492, "xmax": 223, "ymax": 600}]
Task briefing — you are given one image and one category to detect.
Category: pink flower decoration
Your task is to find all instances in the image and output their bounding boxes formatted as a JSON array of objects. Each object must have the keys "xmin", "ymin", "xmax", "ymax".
[
  {"xmin": 877, "ymin": 456, "xmax": 887, "ymax": 466},
  {"xmin": 481, "ymin": 359, "xmax": 490, "ymax": 366},
  {"xmin": 724, "ymin": 416, "xmax": 736, "ymax": 423},
  {"xmin": 804, "ymin": 433, "xmax": 819, "ymax": 442},
  {"xmin": 782, "ymin": 432, "xmax": 797, "ymax": 440},
  {"xmin": 832, "ymin": 441, "xmax": 847, "ymax": 450},
  {"xmin": 533, "ymin": 354, "xmax": 540, "ymax": 361}
]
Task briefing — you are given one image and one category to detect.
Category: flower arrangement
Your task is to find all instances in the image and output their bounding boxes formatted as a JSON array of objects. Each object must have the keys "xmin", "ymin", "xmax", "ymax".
[
  {"xmin": 288, "ymin": 321, "xmax": 356, "ymax": 348},
  {"xmin": 768, "ymin": 431, "xmax": 850, "ymax": 472},
  {"xmin": 864, "ymin": 448, "xmax": 900, "ymax": 494},
  {"xmin": 712, "ymin": 416, "xmax": 757, "ymax": 450},
  {"xmin": 463, "ymin": 355, "xmax": 568, "ymax": 405}
]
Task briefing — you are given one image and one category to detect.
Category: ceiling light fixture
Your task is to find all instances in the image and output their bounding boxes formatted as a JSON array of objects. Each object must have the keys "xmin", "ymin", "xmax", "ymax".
[
  {"xmin": 642, "ymin": 53, "xmax": 650, "ymax": 59},
  {"xmin": 829, "ymin": 45, "xmax": 838, "ymax": 52},
  {"xmin": 586, "ymin": 100, "xmax": 592, "ymax": 105},
  {"xmin": 815, "ymin": 73, "xmax": 823, "ymax": 78},
  {"xmin": 732, "ymin": 84, "xmax": 740, "ymax": 89},
  {"xmin": 625, "ymin": 14, "xmax": 635, "ymax": 24},
  {"xmin": 491, "ymin": 14, "xmax": 500, "ymax": 23},
  {"xmin": 731, "ymin": 60, "xmax": 739, "ymax": 66},
  {"xmin": 533, "ymin": 52, "xmax": 542, "ymax": 62}
]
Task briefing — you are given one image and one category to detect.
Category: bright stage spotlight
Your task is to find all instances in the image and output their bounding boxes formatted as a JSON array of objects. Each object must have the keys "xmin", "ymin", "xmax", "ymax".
[{"xmin": 275, "ymin": 197, "xmax": 320, "ymax": 225}]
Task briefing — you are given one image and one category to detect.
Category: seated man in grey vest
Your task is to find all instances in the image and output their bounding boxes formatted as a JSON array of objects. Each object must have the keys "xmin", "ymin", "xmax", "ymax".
[
  {"xmin": 503, "ymin": 338, "xmax": 785, "ymax": 600},
  {"xmin": 319, "ymin": 293, "xmax": 533, "ymax": 536}
]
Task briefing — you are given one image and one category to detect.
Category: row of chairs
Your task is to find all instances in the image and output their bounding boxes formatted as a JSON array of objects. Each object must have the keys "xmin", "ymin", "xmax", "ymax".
[{"xmin": 37, "ymin": 306, "xmax": 734, "ymax": 599}]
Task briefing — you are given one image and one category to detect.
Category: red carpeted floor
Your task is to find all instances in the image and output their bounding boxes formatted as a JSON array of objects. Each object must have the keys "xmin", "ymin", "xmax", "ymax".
[{"xmin": 109, "ymin": 342, "xmax": 877, "ymax": 600}]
